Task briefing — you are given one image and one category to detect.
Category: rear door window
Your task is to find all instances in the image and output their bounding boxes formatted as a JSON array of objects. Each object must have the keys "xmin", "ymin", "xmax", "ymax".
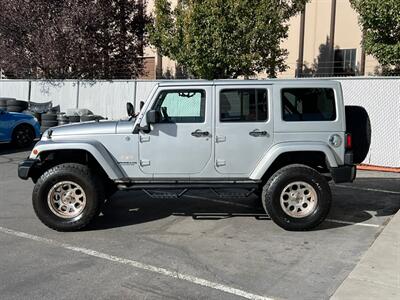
[
  {"xmin": 281, "ymin": 88, "xmax": 336, "ymax": 121},
  {"xmin": 220, "ymin": 89, "xmax": 268, "ymax": 122}
]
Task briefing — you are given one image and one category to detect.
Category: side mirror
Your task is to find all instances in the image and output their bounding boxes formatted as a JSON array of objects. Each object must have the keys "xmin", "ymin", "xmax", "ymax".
[
  {"xmin": 146, "ymin": 110, "xmax": 161, "ymax": 124},
  {"xmin": 126, "ymin": 102, "xmax": 134, "ymax": 117}
]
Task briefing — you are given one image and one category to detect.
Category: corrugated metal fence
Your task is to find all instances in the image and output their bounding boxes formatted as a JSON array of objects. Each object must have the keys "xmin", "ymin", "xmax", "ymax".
[{"xmin": 1, "ymin": 78, "xmax": 399, "ymax": 168}]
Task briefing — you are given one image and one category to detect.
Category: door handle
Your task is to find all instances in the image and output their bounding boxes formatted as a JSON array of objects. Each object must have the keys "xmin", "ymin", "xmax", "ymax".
[
  {"xmin": 249, "ymin": 129, "xmax": 268, "ymax": 137},
  {"xmin": 191, "ymin": 129, "xmax": 210, "ymax": 137}
]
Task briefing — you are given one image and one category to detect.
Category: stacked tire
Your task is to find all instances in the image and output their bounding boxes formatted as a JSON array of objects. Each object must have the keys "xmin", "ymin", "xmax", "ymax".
[
  {"xmin": 6, "ymin": 99, "xmax": 28, "ymax": 112},
  {"xmin": 0, "ymin": 97, "xmax": 11, "ymax": 110},
  {"xmin": 57, "ymin": 113, "xmax": 69, "ymax": 125},
  {"xmin": 41, "ymin": 113, "xmax": 58, "ymax": 133},
  {"xmin": 80, "ymin": 115, "xmax": 104, "ymax": 122},
  {"xmin": 68, "ymin": 115, "xmax": 81, "ymax": 123}
]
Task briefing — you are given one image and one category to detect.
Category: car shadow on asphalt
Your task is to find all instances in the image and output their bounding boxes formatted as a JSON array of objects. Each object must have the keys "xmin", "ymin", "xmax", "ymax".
[
  {"xmin": 87, "ymin": 177, "xmax": 400, "ymax": 231},
  {"xmin": 0, "ymin": 143, "xmax": 34, "ymax": 155}
]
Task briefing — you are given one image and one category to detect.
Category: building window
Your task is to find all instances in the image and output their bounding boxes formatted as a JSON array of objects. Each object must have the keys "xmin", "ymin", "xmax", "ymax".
[{"xmin": 334, "ymin": 49, "xmax": 356, "ymax": 76}]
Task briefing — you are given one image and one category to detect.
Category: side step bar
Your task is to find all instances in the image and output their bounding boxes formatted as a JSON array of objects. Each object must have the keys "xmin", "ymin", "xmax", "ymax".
[
  {"xmin": 117, "ymin": 182, "xmax": 259, "ymax": 190},
  {"xmin": 117, "ymin": 182, "xmax": 260, "ymax": 199}
]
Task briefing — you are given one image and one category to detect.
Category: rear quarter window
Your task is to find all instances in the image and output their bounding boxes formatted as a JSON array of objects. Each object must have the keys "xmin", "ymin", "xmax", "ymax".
[{"xmin": 281, "ymin": 88, "xmax": 336, "ymax": 121}]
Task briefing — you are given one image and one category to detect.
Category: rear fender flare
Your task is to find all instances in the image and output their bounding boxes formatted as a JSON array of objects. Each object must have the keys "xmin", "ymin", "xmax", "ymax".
[{"xmin": 250, "ymin": 142, "xmax": 339, "ymax": 180}]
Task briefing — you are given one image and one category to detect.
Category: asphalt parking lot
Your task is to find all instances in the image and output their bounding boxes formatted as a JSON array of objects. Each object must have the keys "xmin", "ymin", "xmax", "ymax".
[{"xmin": 0, "ymin": 146, "xmax": 399, "ymax": 300}]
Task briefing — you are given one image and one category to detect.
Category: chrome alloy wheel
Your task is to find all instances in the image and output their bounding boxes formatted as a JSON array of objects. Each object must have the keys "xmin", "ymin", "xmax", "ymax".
[
  {"xmin": 280, "ymin": 181, "xmax": 318, "ymax": 218},
  {"xmin": 47, "ymin": 181, "xmax": 87, "ymax": 219}
]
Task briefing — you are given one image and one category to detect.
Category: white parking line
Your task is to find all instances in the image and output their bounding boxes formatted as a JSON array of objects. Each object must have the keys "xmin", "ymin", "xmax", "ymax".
[
  {"xmin": 335, "ymin": 185, "xmax": 400, "ymax": 195},
  {"xmin": 0, "ymin": 226, "xmax": 273, "ymax": 300},
  {"xmin": 325, "ymin": 219, "xmax": 380, "ymax": 228}
]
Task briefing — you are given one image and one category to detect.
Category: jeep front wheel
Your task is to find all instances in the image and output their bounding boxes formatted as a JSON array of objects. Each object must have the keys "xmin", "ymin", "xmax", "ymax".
[
  {"xmin": 32, "ymin": 163, "xmax": 104, "ymax": 231},
  {"xmin": 262, "ymin": 164, "xmax": 331, "ymax": 231}
]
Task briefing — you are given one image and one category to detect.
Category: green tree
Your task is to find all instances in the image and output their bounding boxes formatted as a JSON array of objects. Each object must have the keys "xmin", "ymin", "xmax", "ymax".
[
  {"xmin": 350, "ymin": 0, "xmax": 400, "ymax": 73},
  {"xmin": 148, "ymin": 0, "xmax": 308, "ymax": 79}
]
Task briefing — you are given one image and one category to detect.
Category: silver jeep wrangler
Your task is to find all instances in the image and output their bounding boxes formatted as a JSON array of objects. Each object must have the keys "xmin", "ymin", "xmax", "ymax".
[{"xmin": 18, "ymin": 80, "xmax": 371, "ymax": 231}]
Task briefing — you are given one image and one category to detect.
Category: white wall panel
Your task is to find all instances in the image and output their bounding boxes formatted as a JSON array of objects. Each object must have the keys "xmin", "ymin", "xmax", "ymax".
[
  {"xmin": 337, "ymin": 78, "xmax": 400, "ymax": 167},
  {"xmin": 0, "ymin": 80, "xmax": 30, "ymax": 99},
  {"xmin": 78, "ymin": 81, "xmax": 135, "ymax": 120},
  {"xmin": 135, "ymin": 81, "xmax": 158, "ymax": 109},
  {"xmin": 30, "ymin": 81, "xmax": 78, "ymax": 109}
]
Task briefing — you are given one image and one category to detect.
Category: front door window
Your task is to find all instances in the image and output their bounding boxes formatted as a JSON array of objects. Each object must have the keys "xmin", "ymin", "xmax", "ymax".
[{"xmin": 153, "ymin": 90, "xmax": 206, "ymax": 123}]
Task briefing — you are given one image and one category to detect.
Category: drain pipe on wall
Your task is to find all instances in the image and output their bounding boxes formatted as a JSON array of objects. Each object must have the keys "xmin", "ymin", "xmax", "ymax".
[
  {"xmin": 75, "ymin": 80, "xmax": 80, "ymax": 109},
  {"xmin": 28, "ymin": 80, "xmax": 32, "ymax": 107}
]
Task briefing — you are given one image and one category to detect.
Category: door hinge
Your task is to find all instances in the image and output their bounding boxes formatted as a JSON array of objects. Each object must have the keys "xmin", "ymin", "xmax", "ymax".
[
  {"xmin": 216, "ymin": 136, "xmax": 226, "ymax": 143},
  {"xmin": 216, "ymin": 159, "xmax": 226, "ymax": 167},
  {"xmin": 140, "ymin": 135, "xmax": 150, "ymax": 143},
  {"xmin": 140, "ymin": 159, "xmax": 151, "ymax": 167}
]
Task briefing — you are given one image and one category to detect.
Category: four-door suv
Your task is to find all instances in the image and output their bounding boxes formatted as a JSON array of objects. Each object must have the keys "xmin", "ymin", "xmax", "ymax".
[{"xmin": 18, "ymin": 80, "xmax": 371, "ymax": 231}]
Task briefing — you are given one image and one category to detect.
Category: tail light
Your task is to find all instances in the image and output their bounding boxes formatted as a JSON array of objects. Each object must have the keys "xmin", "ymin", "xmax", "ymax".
[{"xmin": 345, "ymin": 133, "xmax": 352, "ymax": 149}]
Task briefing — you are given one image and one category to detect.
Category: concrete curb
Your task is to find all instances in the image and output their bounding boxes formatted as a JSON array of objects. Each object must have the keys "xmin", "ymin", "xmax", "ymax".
[
  {"xmin": 331, "ymin": 209, "xmax": 400, "ymax": 299},
  {"xmin": 358, "ymin": 165, "xmax": 400, "ymax": 173}
]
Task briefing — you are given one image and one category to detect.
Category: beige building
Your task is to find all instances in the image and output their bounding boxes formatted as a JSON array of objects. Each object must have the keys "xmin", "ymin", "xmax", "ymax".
[{"xmin": 140, "ymin": 0, "xmax": 380, "ymax": 79}]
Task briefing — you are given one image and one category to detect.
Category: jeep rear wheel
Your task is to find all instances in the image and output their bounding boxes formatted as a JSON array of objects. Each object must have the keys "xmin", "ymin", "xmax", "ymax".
[
  {"xmin": 262, "ymin": 164, "xmax": 331, "ymax": 231},
  {"xmin": 32, "ymin": 163, "xmax": 105, "ymax": 231}
]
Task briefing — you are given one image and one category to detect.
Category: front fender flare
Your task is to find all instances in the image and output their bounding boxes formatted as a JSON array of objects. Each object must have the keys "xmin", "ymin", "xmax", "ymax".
[
  {"xmin": 30, "ymin": 140, "xmax": 126, "ymax": 180},
  {"xmin": 249, "ymin": 142, "xmax": 339, "ymax": 180}
]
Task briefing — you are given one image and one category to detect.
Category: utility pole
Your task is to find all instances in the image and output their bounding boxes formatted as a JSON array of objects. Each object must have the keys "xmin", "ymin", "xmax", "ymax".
[
  {"xmin": 296, "ymin": 7, "xmax": 306, "ymax": 77},
  {"xmin": 329, "ymin": 0, "xmax": 337, "ymax": 76}
]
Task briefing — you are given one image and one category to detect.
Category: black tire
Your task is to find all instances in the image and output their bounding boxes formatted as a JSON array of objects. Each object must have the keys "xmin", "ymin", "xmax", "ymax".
[
  {"xmin": 345, "ymin": 106, "xmax": 371, "ymax": 164},
  {"xmin": 12, "ymin": 124, "xmax": 35, "ymax": 148},
  {"xmin": 262, "ymin": 164, "xmax": 331, "ymax": 231},
  {"xmin": 0, "ymin": 97, "xmax": 14, "ymax": 106},
  {"xmin": 32, "ymin": 163, "xmax": 105, "ymax": 231},
  {"xmin": 49, "ymin": 105, "xmax": 60, "ymax": 113},
  {"xmin": 80, "ymin": 115, "xmax": 103, "ymax": 122},
  {"xmin": 68, "ymin": 115, "xmax": 81, "ymax": 123},
  {"xmin": 41, "ymin": 113, "xmax": 58, "ymax": 121},
  {"xmin": 7, "ymin": 105, "xmax": 25, "ymax": 112},
  {"xmin": 6, "ymin": 99, "xmax": 28, "ymax": 110},
  {"xmin": 29, "ymin": 101, "xmax": 53, "ymax": 114},
  {"xmin": 41, "ymin": 120, "xmax": 58, "ymax": 127},
  {"xmin": 57, "ymin": 113, "xmax": 67, "ymax": 120}
]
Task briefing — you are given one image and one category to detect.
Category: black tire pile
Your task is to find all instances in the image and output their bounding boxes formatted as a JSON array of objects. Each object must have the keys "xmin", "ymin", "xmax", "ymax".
[
  {"xmin": 40, "ymin": 113, "xmax": 104, "ymax": 133},
  {"xmin": 1, "ymin": 97, "xmax": 104, "ymax": 133},
  {"xmin": 0, "ymin": 98, "xmax": 28, "ymax": 112}
]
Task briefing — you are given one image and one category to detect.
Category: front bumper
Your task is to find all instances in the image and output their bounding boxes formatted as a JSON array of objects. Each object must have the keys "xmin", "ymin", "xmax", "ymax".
[
  {"xmin": 330, "ymin": 165, "xmax": 357, "ymax": 183},
  {"xmin": 18, "ymin": 159, "xmax": 39, "ymax": 180}
]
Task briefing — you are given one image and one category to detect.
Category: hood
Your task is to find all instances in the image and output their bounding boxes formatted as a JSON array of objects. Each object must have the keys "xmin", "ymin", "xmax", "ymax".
[{"xmin": 51, "ymin": 120, "xmax": 118, "ymax": 136}]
